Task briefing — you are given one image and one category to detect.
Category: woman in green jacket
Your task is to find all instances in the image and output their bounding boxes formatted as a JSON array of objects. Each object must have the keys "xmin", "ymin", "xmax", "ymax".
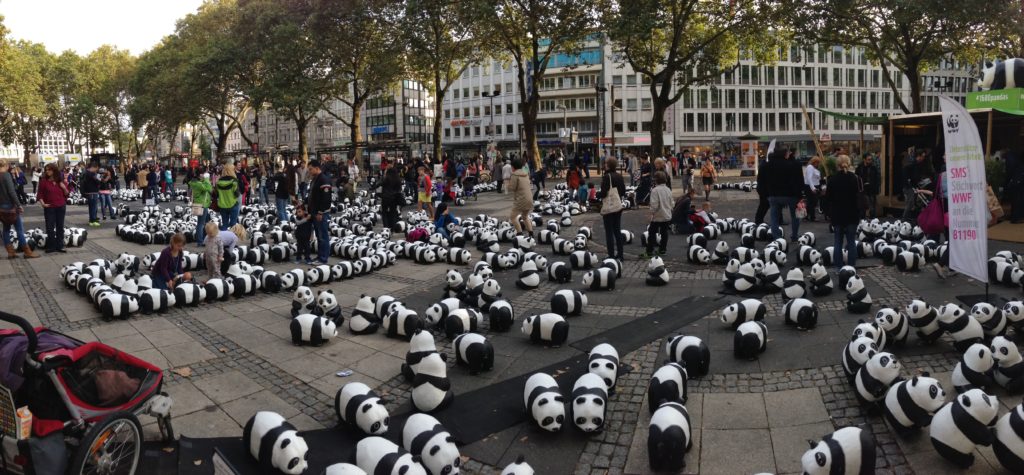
[
  {"xmin": 216, "ymin": 164, "xmax": 241, "ymax": 230},
  {"xmin": 189, "ymin": 172, "xmax": 213, "ymax": 247}
]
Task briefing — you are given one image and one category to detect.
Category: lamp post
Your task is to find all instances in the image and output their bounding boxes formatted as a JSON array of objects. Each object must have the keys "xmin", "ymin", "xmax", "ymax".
[{"xmin": 595, "ymin": 83, "xmax": 607, "ymax": 174}]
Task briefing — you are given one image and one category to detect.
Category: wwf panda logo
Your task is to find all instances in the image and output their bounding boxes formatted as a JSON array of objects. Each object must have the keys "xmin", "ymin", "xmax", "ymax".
[{"xmin": 946, "ymin": 114, "xmax": 959, "ymax": 133}]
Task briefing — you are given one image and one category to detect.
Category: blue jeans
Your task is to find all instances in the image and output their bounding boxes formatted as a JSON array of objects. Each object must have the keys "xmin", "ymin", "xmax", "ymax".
[
  {"xmin": 218, "ymin": 204, "xmax": 240, "ymax": 230},
  {"xmin": 152, "ymin": 275, "xmax": 169, "ymax": 291},
  {"xmin": 833, "ymin": 223, "xmax": 858, "ymax": 268},
  {"xmin": 769, "ymin": 196, "xmax": 800, "ymax": 241},
  {"xmin": 100, "ymin": 193, "xmax": 114, "ymax": 218},
  {"xmin": 86, "ymin": 193, "xmax": 99, "ymax": 222},
  {"xmin": 276, "ymin": 198, "xmax": 289, "ymax": 222},
  {"xmin": 314, "ymin": 213, "xmax": 330, "ymax": 263},
  {"xmin": 195, "ymin": 208, "xmax": 210, "ymax": 245},
  {"xmin": 260, "ymin": 186, "xmax": 268, "ymax": 204},
  {"xmin": 1, "ymin": 204, "xmax": 26, "ymax": 247}
]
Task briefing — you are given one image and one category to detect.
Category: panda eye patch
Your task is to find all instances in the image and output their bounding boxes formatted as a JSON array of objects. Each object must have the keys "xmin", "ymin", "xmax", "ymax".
[
  {"xmin": 576, "ymin": 397, "xmax": 585, "ymax": 405},
  {"xmin": 929, "ymin": 386, "xmax": 938, "ymax": 398},
  {"xmin": 815, "ymin": 452, "xmax": 827, "ymax": 466},
  {"xmin": 590, "ymin": 362, "xmax": 598, "ymax": 369},
  {"xmin": 962, "ymin": 396, "xmax": 971, "ymax": 407},
  {"xmin": 538, "ymin": 398, "xmax": 548, "ymax": 406},
  {"xmin": 542, "ymin": 416, "xmax": 553, "ymax": 426},
  {"xmin": 430, "ymin": 446, "xmax": 440, "ymax": 456},
  {"xmin": 362, "ymin": 404, "xmax": 372, "ymax": 413},
  {"xmin": 576, "ymin": 417, "xmax": 586, "ymax": 424},
  {"xmin": 594, "ymin": 398, "xmax": 604, "ymax": 406},
  {"xmin": 280, "ymin": 439, "xmax": 291, "ymax": 448}
]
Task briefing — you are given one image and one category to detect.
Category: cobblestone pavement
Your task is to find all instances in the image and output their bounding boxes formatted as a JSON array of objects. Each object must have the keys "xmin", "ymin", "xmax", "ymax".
[{"xmin": 5, "ymin": 178, "xmax": 1024, "ymax": 474}]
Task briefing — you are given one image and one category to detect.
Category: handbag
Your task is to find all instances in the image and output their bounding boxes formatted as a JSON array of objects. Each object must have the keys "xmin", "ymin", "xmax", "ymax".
[
  {"xmin": 601, "ymin": 178, "xmax": 623, "ymax": 215},
  {"xmin": 0, "ymin": 207, "xmax": 17, "ymax": 226},
  {"xmin": 918, "ymin": 178, "xmax": 948, "ymax": 234},
  {"xmin": 191, "ymin": 204, "xmax": 205, "ymax": 216}
]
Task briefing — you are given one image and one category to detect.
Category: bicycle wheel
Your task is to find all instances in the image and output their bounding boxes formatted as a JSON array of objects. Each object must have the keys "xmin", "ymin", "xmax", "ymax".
[{"xmin": 69, "ymin": 412, "xmax": 142, "ymax": 475}]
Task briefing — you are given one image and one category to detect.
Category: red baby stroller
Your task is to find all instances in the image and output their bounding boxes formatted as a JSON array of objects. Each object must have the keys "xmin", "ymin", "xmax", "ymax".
[{"xmin": 0, "ymin": 311, "xmax": 173, "ymax": 475}]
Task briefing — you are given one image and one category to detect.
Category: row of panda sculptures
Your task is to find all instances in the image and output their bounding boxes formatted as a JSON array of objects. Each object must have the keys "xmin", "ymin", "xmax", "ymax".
[{"xmin": 4, "ymin": 226, "xmax": 88, "ymax": 249}]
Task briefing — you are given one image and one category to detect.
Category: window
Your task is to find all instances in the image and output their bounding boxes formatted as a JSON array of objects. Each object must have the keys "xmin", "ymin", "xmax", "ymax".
[
  {"xmin": 765, "ymin": 67, "xmax": 774, "ymax": 85},
  {"xmin": 540, "ymin": 100, "xmax": 557, "ymax": 112},
  {"xmin": 641, "ymin": 75, "xmax": 651, "ymax": 85},
  {"xmin": 613, "ymin": 99, "xmax": 622, "ymax": 110},
  {"xmin": 780, "ymin": 90, "xmax": 789, "ymax": 108},
  {"xmin": 626, "ymin": 75, "xmax": 637, "ymax": 86},
  {"xmin": 832, "ymin": 68, "xmax": 841, "ymax": 87},
  {"xmin": 833, "ymin": 91, "xmax": 842, "ymax": 108},
  {"xmin": 506, "ymin": 82, "xmax": 513, "ymax": 94},
  {"xmin": 444, "ymin": 109, "xmax": 450, "ymax": 119},
  {"xmin": 857, "ymin": 70, "xmax": 866, "ymax": 88},
  {"xmin": 454, "ymin": 128, "xmax": 461, "ymax": 137},
  {"xmin": 614, "ymin": 123, "xmax": 624, "ymax": 132},
  {"xmin": 506, "ymin": 104, "xmax": 513, "ymax": 114},
  {"xmin": 753, "ymin": 113, "xmax": 761, "ymax": 131},
  {"xmin": 474, "ymin": 126, "xmax": 480, "ymax": 136},
  {"xmin": 754, "ymin": 90, "xmax": 762, "ymax": 109},
  {"xmin": 473, "ymin": 107, "xmax": 480, "ymax": 116},
  {"xmin": 739, "ymin": 90, "xmax": 748, "ymax": 108},
  {"xmin": 685, "ymin": 113, "xmax": 695, "ymax": 132},
  {"xmin": 626, "ymin": 98, "xmax": 638, "ymax": 110},
  {"xmin": 818, "ymin": 90, "xmax": 826, "ymax": 108},
  {"xmin": 641, "ymin": 121, "xmax": 652, "ymax": 132},
  {"xmin": 561, "ymin": 76, "xmax": 575, "ymax": 89},
  {"xmin": 506, "ymin": 124, "xmax": 514, "ymax": 134},
  {"xmin": 444, "ymin": 128, "xmax": 451, "ymax": 138},
  {"xmin": 764, "ymin": 91, "xmax": 774, "ymax": 108},
  {"xmin": 807, "ymin": 90, "xmax": 815, "ymax": 107},
  {"xmin": 463, "ymin": 107, "xmax": 470, "ymax": 117},
  {"xmin": 628, "ymin": 122, "xmax": 638, "ymax": 132},
  {"xmin": 741, "ymin": 65, "xmax": 750, "ymax": 85},
  {"xmin": 542, "ymin": 78, "xmax": 556, "ymax": 90},
  {"xmin": 859, "ymin": 91, "xmax": 867, "ymax": 108},
  {"xmin": 819, "ymin": 67, "xmax": 828, "ymax": 86},
  {"xmin": 473, "ymin": 87, "xmax": 480, "ymax": 97},
  {"xmin": 871, "ymin": 71, "xmax": 879, "ymax": 88},
  {"xmin": 641, "ymin": 98, "xmax": 652, "ymax": 110},
  {"xmin": 870, "ymin": 92, "xmax": 878, "ymax": 109},
  {"xmin": 579, "ymin": 75, "xmax": 592, "ymax": 87},
  {"xmin": 453, "ymin": 89, "xmax": 460, "ymax": 99},
  {"xmin": 698, "ymin": 90, "xmax": 708, "ymax": 108},
  {"xmin": 453, "ymin": 109, "xmax": 460, "ymax": 118},
  {"xmin": 698, "ymin": 114, "xmax": 707, "ymax": 132},
  {"xmin": 683, "ymin": 91, "xmax": 693, "ymax": 108},
  {"xmin": 846, "ymin": 69, "xmax": 854, "ymax": 88},
  {"xmin": 751, "ymin": 67, "xmax": 760, "ymax": 86},
  {"xmin": 846, "ymin": 91, "xmax": 853, "ymax": 108},
  {"xmin": 792, "ymin": 67, "xmax": 802, "ymax": 86},
  {"xmin": 484, "ymin": 106, "xmax": 491, "ymax": 116},
  {"xmin": 612, "ymin": 75, "xmax": 623, "ymax": 86},
  {"xmin": 740, "ymin": 113, "xmax": 749, "ymax": 131},
  {"xmin": 582, "ymin": 97, "xmax": 597, "ymax": 110},
  {"xmin": 767, "ymin": 113, "xmax": 776, "ymax": 131},
  {"xmin": 778, "ymin": 66, "xmax": 787, "ymax": 85},
  {"xmin": 713, "ymin": 114, "xmax": 723, "ymax": 132},
  {"xmin": 471, "ymin": 65, "xmax": 479, "ymax": 76}
]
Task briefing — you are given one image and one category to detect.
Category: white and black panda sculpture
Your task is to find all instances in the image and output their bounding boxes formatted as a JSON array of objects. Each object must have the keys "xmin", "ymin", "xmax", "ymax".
[
  {"xmin": 906, "ymin": 299, "xmax": 943, "ymax": 343},
  {"xmin": 647, "ymin": 401, "xmax": 692, "ymax": 472},
  {"xmin": 993, "ymin": 402, "xmax": 1024, "ymax": 473},
  {"xmin": 937, "ymin": 303, "xmax": 984, "ymax": 353},
  {"xmin": 242, "ymin": 411, "xmax": 309, "ymax": 475},
  {"xmin": 289, "ymin": 314, "xmax": 337, "ymax": 346},
  {"xmin": 733, "ymin": 321, "xmax": 767, "ymax": 360},
  {"xmin": 402, "ymin": 413, "xmax": 461, "ymax": 475},
  {"xmin": 991, "ymin": 336, "xmax": 1024, "ymax": 393},
  {"xmin": 516, "ymin": 260, "xmax": 541, "ymax": 290},
  {"xmin": 424, "ymin": 298, "xmax": 461, "ymax": 328},
  {"xmin": 854, "ymin": 351, "xmax": 901, "ymax": 404},
  {"xmin": 550, "ymin": 289, "xmax": 587, "ymax": 316},
  {"xmin": 523, "ymin": 372, "xmax": 565, "ymax": 432},
  {"xmin": 720, "ymin": 299, "xmax": 766, "ymax": 330},
  {"xmin": 971, "ymin": 302, "xmax": 1007, "ymax": 338},
  {"xmin": 874, "ymin": 307, "xmax": 909, "ymax": 346},
  {"xmin": 444, "ymin": 308, "xmax": 481, "ymax": 340},
  {"xmin": 571, "ymin": 372, "xmax": 607, "ymax": 433},
  {"xmin": 648, "ymin": 363, "xmax": 688, "ymax": 413},
  {"xmin": 582, "ymin": 267, "xmax": 616, "ymax": 291},
  {"xmin": 384, "ymin": 307, "xmax": 425, "ymax": 341},
  {"xmin": 139, "ymin": 288, "xmax": 174, "ymax": 314},
  {"xmin": 291, "ymin": 286, "xmax": 316, "ymax": 317},
  {"xmin": 335, "ymin": 382, "xmax": 389, "ymax": 435},
  {"xmin": 350, "ymin": 294, "xmax": 381, "ymax": 335},
  {"xmin": 883, "ymin": 374, "xmax": 946, "ymax": 434},
  {"xmin": 521, "ymin": 313, "xmax": 569, "ymax": 346},
  {"xmin": 800, "ymin": 426, "xmax": 875, "ymax": 475},
  {"xmin": 646, "ymin": 256, "xmax": 671, "ymax": 286},
  {"xmin": 842, "ymin": 337, "xmax": 877, "ymax": 383},
  {"xmin": 588, "ymin": 343, "xmax": 619, "ymax": 393},
  {"xmin": 410, "ymin": 351, "xmax": 453, "ymax": 413},
  {"xmin": 844, "ymin": 275, "xmax": 872, "ymax": 314},
  {"xmin": 930, "ymin": 389, "xmax": 999, "ymax": 468},
  {"xmin": 547, "ymin": 261, "xmax": 572, "ymax": 283},
  {"xmin": 323, "ymin": 463, "xmax": 367, "ymax": 475},
  {"xmin": 951, "ymin": 343, "xmax": 995, "ymax": 393},
  {"xmin": 99, "ymin": 293, "xmax": 139, "ymax": 321},
  {"xmin": 852, "ymin": 320, "xmax": 887, "ymax": 351},
  {"xmin": 488, "ymin": 299, "xmax": 515, "ymax": 332},
  {"xmin": 783, "ymin": 298, "xmax": 818, "ymax": 330},
  {"xmin": 977, "ymin": 58, "xmax": 1024, "ymax": 90},
  {"xmin": 401, "ymin": 329, "xmax": 443, "ymax": 381},
  {"xmin": 665, "ymin": 335, "xmax": 709, "ymax": 378},
  {"xmin": 452, "ymin": 332, "xmax": 494, "ymax": 374},
  {"xmin": 781, "ymin": 268, "xmax": 806, "ymax": 301},
  {"xmin": 316, "ymin": 289, "xmax": 343, "ymax": 324},
  {"xmin": 355, "ymin": 437, "xmax": 427, "ymax": 475}
]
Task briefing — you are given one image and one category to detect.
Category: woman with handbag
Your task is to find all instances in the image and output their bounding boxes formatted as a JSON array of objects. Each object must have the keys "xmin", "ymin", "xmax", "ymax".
[
  {"xmin": 507, "ymin": 158, "xmax": 534, "ymax": 236},
  {"xmin": 36, "ymin": 164, "xmax": 68, "ymax": 253},
  {"xmin": 825, "ymin": 156, "xmax": 859, "ymax": 269},
  {"xmin": 0, "ymin": 161, "xmax": 38, "ymax": 259},
  {"xmin": 598, "ymin": 157, "xmax": 627, "ymax": 260}
]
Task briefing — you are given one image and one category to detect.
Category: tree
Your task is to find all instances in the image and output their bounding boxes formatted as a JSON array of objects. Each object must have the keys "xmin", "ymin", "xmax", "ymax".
[
  {"xmin": 605, "ymin": 0, "xmax": 785, "ymax": 155},
  {"xmin": 982, "ymin": 2, "xmax": 1024, "ymax": 59},
  {"xmin": 48, "ymin": 51, "xmax": 92, "ymax": 153},
  {"xmin": 85, "ymin": 45, "xmax": 137, "ymax": 156},
  {"xmin": 0, "ymin": 41, "xmax": 49, "ymax": 163},
  {"xmin": 473, "ymin": 0, "xmax": 597, "ymax": 167},
  {"xmin": 314, "ymin": 0, "xmax": 405, "ymax": 165},
  {"xmin": 789, "ymin": 0, "xmax": 1002, "ymax": 114},
  {"xmin": 403, "ymin": 0, "xmax": 489, "ymax": 162},
  {"xmin": 238, "ymin": 0, "xmax": 339, "ymax": 162}
]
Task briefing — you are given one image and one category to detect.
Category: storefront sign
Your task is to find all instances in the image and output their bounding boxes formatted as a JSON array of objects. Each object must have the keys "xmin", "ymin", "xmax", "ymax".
[{"xmin": 940, "ymin": 95, "xmax": 988, "ymax": 283}]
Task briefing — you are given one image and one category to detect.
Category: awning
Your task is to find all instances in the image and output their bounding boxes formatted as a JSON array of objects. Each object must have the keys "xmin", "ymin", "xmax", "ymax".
[
  {"xmin": 813, "ymin": 108, "xmax": 888, "ymax": 126},
  {"xmin": 994, "ymin": 107, "xmax": 1024, "ymax": 116}
]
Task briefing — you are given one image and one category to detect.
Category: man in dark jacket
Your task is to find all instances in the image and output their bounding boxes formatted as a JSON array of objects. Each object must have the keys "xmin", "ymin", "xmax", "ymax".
[
  {"xmin": 765, "ymin": 148, "xmax": 803, "ymax": 241},
  {"xmin": 81, "ymin": 161, "xmax": 101, "ymax": 226},
  {"xmin": 855, "ymin": 154, "xmax": 881, "ymax": 218},
  {"xmin": 273, "ymin": 165, "xmax": 291, "ymax": 223},
  {"xmin": 754, "ymin": 156, "xmax": 770, "ymax": 224},
  {"xmin": 305, "ymin": 160, "xmax": 333, "ymax": 264},
  {"xmin": 901, "ymin": 150, "xmax": 934, "ymax": 221}
]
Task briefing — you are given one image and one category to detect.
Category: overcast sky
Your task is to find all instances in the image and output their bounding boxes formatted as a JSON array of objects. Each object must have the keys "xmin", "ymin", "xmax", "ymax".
[{"xmin": 1, "ymin": 0, "xmax": 205, "ymax": 55}]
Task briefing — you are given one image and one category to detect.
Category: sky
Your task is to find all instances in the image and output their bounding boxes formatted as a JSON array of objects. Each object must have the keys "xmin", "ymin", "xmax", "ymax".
[{"xmin": 1, "ymin": 0, "xmax": 205, "ymax": 55}]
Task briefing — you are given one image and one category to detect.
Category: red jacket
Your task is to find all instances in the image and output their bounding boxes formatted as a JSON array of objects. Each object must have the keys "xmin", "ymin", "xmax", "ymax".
[{"xmin": 37, "ymin": 179, "xmax": 68, "ymax": 208}]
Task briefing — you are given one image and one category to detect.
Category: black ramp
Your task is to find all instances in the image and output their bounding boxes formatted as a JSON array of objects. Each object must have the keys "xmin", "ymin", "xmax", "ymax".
[{"xmin": 177, "ymin": 296, "xmax": 719, "ymax": 474}]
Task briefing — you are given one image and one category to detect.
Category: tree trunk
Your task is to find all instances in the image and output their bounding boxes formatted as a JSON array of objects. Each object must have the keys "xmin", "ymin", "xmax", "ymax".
[
  {"xmin": 433, "ymin": 70, "xmax": 444, "ymax": 162},
  {"xmin": 298, "ymin": 120, "xmax": 309, "ymax": 163},
  {"xmin": 350, "ymin": 101, "xmax": 364, "ymax": 167},
  {"xmin": 650, "ymin": 101, "xmax": 668, "ymax": 158},
  {"xmin": 907, "ymin": 68, "xmax": 923, "ymax": 114}
]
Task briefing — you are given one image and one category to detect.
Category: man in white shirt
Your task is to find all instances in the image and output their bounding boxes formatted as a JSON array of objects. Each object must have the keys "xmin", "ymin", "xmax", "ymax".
[
  {"xmin": 803, "ymin": 157, "xmax": 822, "ymax": 221},
  {"xmin": 501, "ymin": 160, "xmax": 513, "ymax": 194},
  {"xmin": 347, "ymin": 159, "xmax": 360, "ymax": 183}
]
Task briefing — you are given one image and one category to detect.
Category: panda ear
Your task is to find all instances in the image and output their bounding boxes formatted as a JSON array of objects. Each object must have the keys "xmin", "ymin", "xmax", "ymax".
[
  {"xmin": 857, "ymin": 318, "xmax": 865, "ymax": 324},
  {"xmin": 807, "ymin": 439, "xmax": 817, "ymax": 448},
  {"xmin": 280, "ymin": 438, "xmax": 291, "ymax": 449},
  {"xmin": 921, "ymin": 371, "xmax": 930, "ymax": 377},
  {"xmin": 985, "ymin": 60, "xmax": 993, "ymax": 68}
]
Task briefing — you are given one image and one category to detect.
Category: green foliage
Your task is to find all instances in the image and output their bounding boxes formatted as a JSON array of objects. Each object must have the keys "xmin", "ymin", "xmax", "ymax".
[{"xmin": 986, "ymin": 158, "xmax": 1006, "ymax": 192}]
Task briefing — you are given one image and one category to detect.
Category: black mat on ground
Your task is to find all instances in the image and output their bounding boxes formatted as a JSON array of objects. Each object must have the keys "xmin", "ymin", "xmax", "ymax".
[
  {"xmin": 718, "ymin": 287, "xmax": 773, "ymax": 298},
  {"xmin": 173, "ymin": 296, "xmax": 718, "ymax": 474},
  {"xmin": 957, "ymin": 294, "xmax": 1010, "ymax": 308}
]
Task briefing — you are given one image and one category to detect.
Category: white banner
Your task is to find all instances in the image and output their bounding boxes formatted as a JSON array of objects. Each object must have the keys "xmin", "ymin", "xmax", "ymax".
[
  {"xmin": 939, "ymin": 96, "xmax": 988, "ymax": 283},
  {"xmin": 766, "ymin": 139, "xmax": 777, "ymax": 159}
]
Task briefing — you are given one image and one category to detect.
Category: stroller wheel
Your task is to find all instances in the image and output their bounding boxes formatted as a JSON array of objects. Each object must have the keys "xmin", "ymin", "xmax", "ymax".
[{"xmin": 69, "ymin": 411, "xmax": 142, "ymax": 475}]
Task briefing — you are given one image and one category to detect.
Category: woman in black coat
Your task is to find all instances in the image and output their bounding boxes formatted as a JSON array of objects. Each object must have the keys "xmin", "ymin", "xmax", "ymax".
[
  {"xmin": 826, "ymin": 155, "xmax": 861, "ymax": 269},
  {"xmin": 597, "ymin": 157, "xmax": 627, "ymax": 260},
  {"xmin": 380, "ymin": 165, "xmax": 403, "ymax": 231}
]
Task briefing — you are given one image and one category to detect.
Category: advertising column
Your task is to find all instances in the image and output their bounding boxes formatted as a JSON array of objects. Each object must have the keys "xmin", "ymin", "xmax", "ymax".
[{"xmin": 938, "ymin": 96, "xmax": 988, "ymax": 283}]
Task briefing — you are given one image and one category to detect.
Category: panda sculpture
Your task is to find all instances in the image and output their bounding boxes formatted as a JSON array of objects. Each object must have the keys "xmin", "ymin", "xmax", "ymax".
[
  {"xmin": 758, "ymin": 261, "xmax": 784, "ymax": 292},
  {"xmin": 937, "ymin": 303, "xmax": 984, "ymax": 353},
  {"xmin": 906, "ymin": 299, "xmax": 943, "ymax": 343},
  {"xmin": 571, "ymin": 373, "xmax": 608, "ymax": 433},
  {"xmin": 139, "ymin": 288, "xmax": 175, "ymax": 314},
  {"xmin": 547, "ymin": 261, "xmax": 572, "ymax": 283},
  {"xmin": 895, "ymin": 250, "xmax": 923, "ymax": 272},
  {"xmin": 477, "ymin": 279, "xmax": 502, "ymax": 311},
  {"xmin": 444, "ymin": 308, "xmax": 481, "ymax": 340},
  {"xmin": 411, "ymin": 352, "xmax": 453, "ymax": 413},
  {"xmin": 783, "ymin": 298, "xmax": 818, "ymax": 330},
  {"xmin": 523, "ymin": 372, "xmax": 565, "ymax": 432},
  {"xmin": 516, "ymin": 260, "xmax": 541, "ymax": 290},
  {"xmin": 874, "ymin": 307, "xmax": 909, "ymax": 346},
  {"xmin": 807, "ymin": 263, "xmax": 833, "ymax": 296},
  {"xmin": 837, "ymin": 266, "xmax": 858, "ymax": 290},
  {"xmin": 488, "ymin": 299, "xmax": 515, "ymax": 332},
  {"xmin": 930, "ymin": 389, "xmax": 999, "ymax": 468},
  {"xmin": 401, "ymin": 330, "xmax": 444, "ymax": 381},
  {"xmin": 316, "ymin": 290, "xmax": 343, "ymax": 324},
  {"xmin": 731, "ymin": 263, "xmax": 758, "ymax": 292},
  {"xmin": 521, "ymin": 313, "xmax": 569, "ymax": 346},
  {"xmin": 350, "ymin": 294, "xmax": 381, "ymax": 335},
  {"xmin": 977, "ymin": 58, "xmax": 1024, "ymax": 90},
  {"xmin": 355, "ymin": 437, "xmax": 427, "ymax": 475},
  {"xmin": 289, "ymin": 314, "xmax": 337, "ymax": 346},
  {"xmin": 647, "ymin": 401, "xmax": 692, "ymax": 472},
  {"xmin": 883, "ymin": 374, "xmax": 946, "ymax": 433},
  {"xmin": 648, "ymin": 363, "xmax": 689, "ymax": 413},
  {"xmin": 842, "ymin": 337, "xmax": 878, "ymax": 383},
  {"xmin": 384, "ymin": 307, "xmax": 425, "ymax": 340},
  {"xmin": 1005, "ymin": 301, "xmax": 1024, "ymax": 332},
  {"xmin": 733, "ymin": 321, "xmax": 767, "ymax": 360},
  {"xmin": 99, "ymin": 293, "xmax": 139, "ymax": 321},
  {"xmin": 951, "ymin": 343, "xmax": 995, "ymax": 393},
  {"xmin": 569, "ymin": 250, "xmax": 596, "ymax": 270},
  {"xmin": 665, "ymin": 335, "xmax": 709, "ymax": 377},
  {"xmin": 291, "ymin": 286, "xmax": 316, "ymax": 318},
  {"xmin": 854, "ymin": 352, "xmax": 901, "ymax": 404},
  {"xmin": 324, "ymin": 464, "xmax": 366, "ymax": 475},
  {"xmin": 800, "ymin": 426, "xmax": 875, "ymax": 475},
  {"xmin": 582, "ymin": 267, "xmax": 616, "ymax": 290},
  {"xmin": 550, "ymin": 289, "xmax": 587, "ymax": 316},
  {"xmin": 852, "ymin": 321, "xmax": 887, "ymax": 351},
  {"xmin": 781, "ymin": 268, "xmax": 806, "ymax": 301},
  {"xmin": 971, "ymin": 302, "xmax": 1007, "ymax": 338},
  {"xmin": 402, "ymin": 413, "xmax": 461, "ymax": 475},
  {"xmin": 242, "ymin": 411, "xmax": 309, "ymax": 475},
  {"xmin": 845, "ymin": 275, "xmax": 872, "ymax": 314},
  {"xmin": 424, "ymin": 298, "xmax": 461, "ymax": 328},
  {"xmin": 452, "ymin": 332, "xmax": 494, "ymax": 374},
  {"xmin": 260, "ymin": 270, "xmax": 282, "ymax": 293},
  {"xmin": 686, "ymin": 245, "xmax": 710, "ymax": 265},
  {"xmin": 646, "ymin": 256, "xmax": 671, "ymax": 286},
  {"xmin": 443, "ymin": 270, "xmax": 465, "ymax": 300},
  {"xmin": 720, "ymin": 299, "xmax": 766, "ymax": 330},
  {"xmin": 600, "ymin": 258, "xmax": 621, "ymax": 278},
  {"xmin": 991, "ymin": 336, "xmax": 1024, "ymax": 393},
  {"xmin": 993, "ymin": 403, "xmax": 1024, "ymax": 473},
  {"xmin": 588, "ymin": 343, "xmax": 619, "ymax": 393},
  {"xmin": 335, "ymin": 382, "xmax": 390, "ymax": 435}
]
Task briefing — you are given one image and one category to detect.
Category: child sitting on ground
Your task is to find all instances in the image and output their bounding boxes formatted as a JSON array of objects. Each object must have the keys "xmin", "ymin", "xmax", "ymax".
[
  {"xmin": 577, "ymin": 181, "xmax": 590, "ymax": 204},
  {"xmin": 434, "ymin": 202, "xmax": 458, "ymax": 240},
  {"xmin": 203, "ymin": 222, "xmax": 224, "ymax": 281},
  {"xmin": 293, "ymin": 203, "xmax": 314, "ymax": 264},
  {"xmin": 151, "ymin": 233, "xmax": 191, "ymax": 290}
]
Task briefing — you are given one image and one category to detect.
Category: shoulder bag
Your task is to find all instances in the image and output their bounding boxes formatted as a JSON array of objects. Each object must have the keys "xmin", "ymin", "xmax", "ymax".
[
  {"xmin": 600, "ymin": 176, "xmax": 623, "ymax": 215},
  {"xmin": 917, "ymin": 178, "xmax": 948, "ymax": 235}
]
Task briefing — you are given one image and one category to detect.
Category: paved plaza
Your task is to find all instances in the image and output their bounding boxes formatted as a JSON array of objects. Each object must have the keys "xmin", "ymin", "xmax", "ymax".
[{"xmin": 5, "ymin": 176, "xmax": 1024, "ymax": 475}]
